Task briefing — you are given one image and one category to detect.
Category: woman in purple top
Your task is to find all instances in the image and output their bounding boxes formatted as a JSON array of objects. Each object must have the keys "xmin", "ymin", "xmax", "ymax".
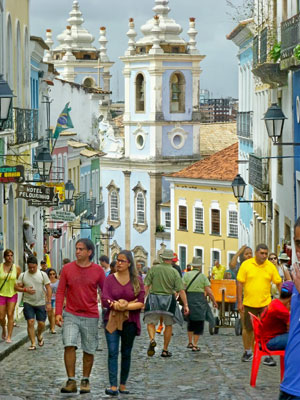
[{"xmin": 102, "ymin": 250, "xmax": 145, "ymax": 396}]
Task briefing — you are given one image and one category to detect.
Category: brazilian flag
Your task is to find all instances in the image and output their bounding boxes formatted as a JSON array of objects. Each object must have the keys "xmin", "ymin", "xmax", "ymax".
[{"xmin": 53, "ymin": 102, "xmax": 74, "ymax": 139}]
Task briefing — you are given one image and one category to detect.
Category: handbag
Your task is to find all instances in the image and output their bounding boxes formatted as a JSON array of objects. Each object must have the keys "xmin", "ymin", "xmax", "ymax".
[
  {"xmin": 178, "ymin": 271, "xmax": 201, "ymax": 306},
  {"xmin": 0, "ymin": 263, "xmax": 13, "ymax": 292}
]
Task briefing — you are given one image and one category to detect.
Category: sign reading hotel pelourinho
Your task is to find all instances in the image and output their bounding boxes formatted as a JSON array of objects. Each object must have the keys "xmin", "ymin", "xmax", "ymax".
[
  {"xmin": 16, "ymin": 184, "xmax": 55, "ymax": 202},
  {"xmin": 0, "ymin": 165, "xmax": 25, "ymax": 184}
]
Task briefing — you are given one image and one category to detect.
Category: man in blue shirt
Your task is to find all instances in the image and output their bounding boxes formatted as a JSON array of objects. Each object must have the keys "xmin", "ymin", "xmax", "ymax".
[{"xmin": 279, "ymin": 218, "xmax": 300, "ymax": 400}]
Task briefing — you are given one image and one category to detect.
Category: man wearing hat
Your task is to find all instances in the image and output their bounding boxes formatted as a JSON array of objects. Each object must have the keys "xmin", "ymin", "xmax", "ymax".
[
  {"xmin": 261, "ymin": 281, "xmax": 294, "ymax": 351},
  {"xmin": 143, "ymin": 249, "xmax": 189, "ymax": 358}
]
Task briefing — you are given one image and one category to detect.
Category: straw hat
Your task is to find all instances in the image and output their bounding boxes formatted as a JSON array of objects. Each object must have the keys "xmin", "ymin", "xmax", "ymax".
[
  {"xmin": 160, "ymin": 249, "xmax": 175, "ymax": 260},
  {"xmin": 278, "ymin": 253, "xmax": 290, "ymax": 261},
  {"xmin": 190, "ymin": 256, "xmax": 202, "ymax": 267}
]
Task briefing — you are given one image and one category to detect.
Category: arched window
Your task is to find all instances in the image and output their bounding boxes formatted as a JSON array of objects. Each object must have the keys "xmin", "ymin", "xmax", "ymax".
[
  {"xmin": 136, "ymin": 192, "xmax": 145, "ymax": 224},
  {"xmin": 136, "ymin": 73, "xmax": 145, "ymax": 112},
  {"xmin": 110, "ymin": 190, "xmax": 119, "ymax": 221},
  {"xmin": 170, "ymin": 72, "xmax": 185, "ymax": 113}
]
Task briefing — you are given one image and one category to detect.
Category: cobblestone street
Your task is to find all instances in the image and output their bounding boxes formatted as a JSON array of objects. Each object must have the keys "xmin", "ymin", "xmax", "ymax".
[{"xmin": 0, "ymin": 320, "xmax": 281, "ymax": 400}]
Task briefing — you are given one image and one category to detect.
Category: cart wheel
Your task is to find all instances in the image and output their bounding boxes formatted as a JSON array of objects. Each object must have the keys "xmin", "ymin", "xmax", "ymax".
[
  {"xmin": 235, "ymin": 318, "xmax": 242, "ymax": 336},
  {"xmin": 214, "ymin": 317, "xmax": 219, "ymax": 334}
]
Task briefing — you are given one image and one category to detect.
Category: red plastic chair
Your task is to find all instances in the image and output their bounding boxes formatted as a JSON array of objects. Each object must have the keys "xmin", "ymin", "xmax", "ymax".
[{"xmin": 249, "ymin": 312, "xmax": 285, "ymax": 387}]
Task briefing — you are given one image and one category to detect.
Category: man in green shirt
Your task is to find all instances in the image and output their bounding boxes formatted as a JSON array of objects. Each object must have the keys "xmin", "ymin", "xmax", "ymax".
[{"xmin": 144, "ymin": 249, "xmax": 189, "ymax": 358}]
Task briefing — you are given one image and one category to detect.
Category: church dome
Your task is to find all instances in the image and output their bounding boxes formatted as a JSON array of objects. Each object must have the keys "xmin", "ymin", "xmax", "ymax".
[
  {"xmin": 137, "ymin": 0, "xmax": 186, "ymax": 47},
  {"xmin": 55, "ymin": 1, "xmax": 96, "ymax": 52}
]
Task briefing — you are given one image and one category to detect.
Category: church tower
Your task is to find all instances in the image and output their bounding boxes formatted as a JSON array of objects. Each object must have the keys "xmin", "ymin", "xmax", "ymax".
[
  {"xmin": 43, "ymin": 0, "xmax": 113, "ymax": 91},
  {"xmin": 120, "ymin": 0, "xmax": 205, "ymax": 161},
  {"xmin": 101, "ymin": 0, "xmax": 205, "ymax": 265}
]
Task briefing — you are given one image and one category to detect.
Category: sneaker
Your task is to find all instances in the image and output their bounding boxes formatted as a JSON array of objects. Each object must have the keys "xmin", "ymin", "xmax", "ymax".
[
  {"xmin": 241, "ymin": 351, "xmax": 253, "ymax": 362},
  {"xmin": 61, "ymin": 379, "xmax": 77, "ymax": 393},
  {"xmin": 263, "ymin": 356, "xmax": 277, "ymax": 367},
  {"xmin": 156, "ymin": 325, "xmax": 163, "ymax": 334},
  {"xmin": 80, "ymin": 378, "xmax": 90, "ymax": 394}
]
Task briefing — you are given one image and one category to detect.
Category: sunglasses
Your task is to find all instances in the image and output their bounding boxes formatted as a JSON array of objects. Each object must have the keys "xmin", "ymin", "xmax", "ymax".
[
  {"xmin": 269, "ymin": 257, "xmax": 277, "ymax": 261},
  {"xmin": 49, "ymin": 273, "xmax": 56, "ymax": 275}
]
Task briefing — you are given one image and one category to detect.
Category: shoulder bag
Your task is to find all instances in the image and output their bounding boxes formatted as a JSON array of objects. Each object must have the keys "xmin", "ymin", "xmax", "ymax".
[{"xmin": 178, "ymin": 271, "xmax": 201, "ymax": 306}]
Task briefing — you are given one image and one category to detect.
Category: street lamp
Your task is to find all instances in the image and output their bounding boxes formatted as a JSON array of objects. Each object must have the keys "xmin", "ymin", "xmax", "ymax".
[
  {"xmin": 82, "ymin": 213, "xmax": 96, "ymax": 227},
  {"xmin": 35, "ymin": 145, "xmax": 52, "ymax": 182},
  {"xmin": 263, "ymin": 103, "xmax": 287, "ymax": 144},
  {"xmin": 107, "ymin": 225, "xmax": 115, "ymax": 239},
  {"xmin": 231, "ymin": 174, "xmax": 272, "ymax": 207},
  {"xmin": 0, "ymin": 74, "xmax": 14, "ymax": 130},
  {"xmin": 61, "ymin": 179, "xmax": 75, "ymax": 211}
]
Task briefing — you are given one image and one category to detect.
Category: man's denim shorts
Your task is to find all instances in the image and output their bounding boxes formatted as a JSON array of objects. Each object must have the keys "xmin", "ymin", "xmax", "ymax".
[
  {"xmin": 23, "ymin": 302, "xmax": 46, "ymax": 322},
  {"xmin": 62, "ymin": 311, "xmax": 99, "ymax": 355}
]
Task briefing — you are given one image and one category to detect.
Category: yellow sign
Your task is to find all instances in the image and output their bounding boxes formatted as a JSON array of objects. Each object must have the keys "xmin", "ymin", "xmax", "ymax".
[{"xmin": 38, "ymin": 182, "xmax": 66, "ymax": 201}]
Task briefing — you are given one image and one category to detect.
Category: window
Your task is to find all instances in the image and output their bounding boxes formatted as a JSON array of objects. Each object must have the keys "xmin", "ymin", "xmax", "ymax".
[
  {"xmin": 107, "ymin": 180, "xmax": 120, "ymax": 228},
  {"xmin": 211, "ymin": 209, "xmax": 220, "ymax": 235},
  {"xmin": 110, "ymin": 190, "xmax": 119, "ymax": 221},
  {"xmin": 136, "ymin": 73, "xmax": 145, "ymax": 112},
  {"xmin": 83, "ymin": 77, "xmax": 95, "ymax": 88},
  {"xmin": 227, "ymin": 252, "xmax": 236, "ymax": 267},
  {"xmin": 179, "ymin": 246, "xmax": 187, "ymax": 271},
  {"xmin": 211, "ymin": 250, "xmax": 220, "ymax": 266},
  {"xmin": 165, "ymin": 212, "xmax": 171, "ymax": 229},
  {"xmin": 194, "ymin": 247, "xmax": 203, "ymax": 260},
  {"xmin": 170, "ymin": 72, "xmax": 186, "ymax": 113},
  {"xmin": 194, "ymin": 207, "xmax": 204, "ymax": 233},
  {"xmin": 132, "ymin": 181, "xmax": 148, "ymax": 233},
  {"xmin": 228, "ymin": 210, "xmax": 238, "ymax": 237},
  {"xmin": 178, "ymin": 205, "xmax": 187, "ymax": 230},
  {"xmin": 136, "ymin": 192, "xmax": 145, "ymax": 224}
]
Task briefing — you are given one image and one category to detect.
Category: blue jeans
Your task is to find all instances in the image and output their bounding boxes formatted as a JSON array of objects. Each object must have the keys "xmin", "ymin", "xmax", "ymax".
[
  {"xmin": 267, "ymin": 333, "xmax": 289, "ymax": 350},
  {"xmin": 105, "ymin": 322, "xmax": 137, "ymax": 387}
]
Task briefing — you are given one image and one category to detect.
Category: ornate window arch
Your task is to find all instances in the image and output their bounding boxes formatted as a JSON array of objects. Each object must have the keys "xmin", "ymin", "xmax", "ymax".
[
  {"xmin": 107, "ymin": 180, "xmax": 120, "ymax": 228},
  {"xmin": 132, "ymin": 245, "xmax": 148, "ymax": 268},
  {"xmin": 170, "ymin": 71, "xmax": 186, "ymax": 113},
  {"xmin": 135, "ymin": 73, "xmax": 145, "ymax": 112},
  {"xmin": 132, "ymin": 181, "xmax": 148, "ymax": 233}
]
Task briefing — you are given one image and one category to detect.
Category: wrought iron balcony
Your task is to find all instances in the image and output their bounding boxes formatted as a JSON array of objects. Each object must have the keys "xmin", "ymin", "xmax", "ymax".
[
  {"xmin": 95, "ymin": 202, "xmax": 105, "ymax": 224},
  {"xmin": 237, "ymin": 112, "xmax": 252, "ymax": 139},
  {"xmin": 74, "ymin": 192, "xmax": 87, "ymax": 216},
  {"xmin": 6, "ymin": 108, "xmax": 39, "ymax": 145},
  {"xmin": 281, "ymin": 12, "xmax": 300, "ymax": 60},
  {"xmin": 252, "ymin": 29, "xmax": 268, "ymax": 66},
  {"xmin": 249, "ymin": 154, "xmax": 269, "ymax": 192},
  {"xmin": 86, "ymin": 197, "xmax": 96, "ymax": 216}
]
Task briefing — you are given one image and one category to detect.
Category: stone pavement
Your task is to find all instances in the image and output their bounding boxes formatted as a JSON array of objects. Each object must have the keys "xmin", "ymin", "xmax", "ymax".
[{"xmin": 0, "ymin": 320, "xmax": 282, "ymax": 400}]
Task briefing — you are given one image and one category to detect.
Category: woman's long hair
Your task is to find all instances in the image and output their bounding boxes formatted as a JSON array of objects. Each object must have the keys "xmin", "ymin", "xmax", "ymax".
[{"xmin": 119, "ymin": 250, "xmax": 140, "ymax": 296}]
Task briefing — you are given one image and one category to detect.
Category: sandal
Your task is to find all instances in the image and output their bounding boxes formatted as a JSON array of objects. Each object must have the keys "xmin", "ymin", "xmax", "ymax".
[
  {"xmin": 37, "ymin": 336, "xmax": 44, "ymax": 347},
  {"xmin": 187, "ymin": 343, "xmax": 193, "ymax": 349},
  {"xmin": 5, "ymin": 338, "xmax": 12, "ymax": 344},
  {"xmin": 28, "ymin": 345, "xmax": 36, "ymax": 351},
  {"xmin": 147, "ymin": 339, "xmax": 156, "ymax": 357},
  {"xmin": 161, "ymin": 350, "xmax": 172, "ymax": 357},
  {"xmin": 192, "ymin": 346, "xmax": 200, "ymax": 352}
]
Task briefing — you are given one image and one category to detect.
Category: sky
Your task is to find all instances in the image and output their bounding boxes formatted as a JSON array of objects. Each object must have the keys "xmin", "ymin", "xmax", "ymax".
[{"xmin": 29, "ymin": 0, "xmax": 242, "ymax": 101}]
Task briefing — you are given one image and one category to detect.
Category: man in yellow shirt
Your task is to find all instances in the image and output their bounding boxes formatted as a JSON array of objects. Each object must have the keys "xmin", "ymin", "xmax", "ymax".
[
  {"xmin": 237, "ymin": 243, "xmax": 282, "ymax": 362},
  {"xmin": 211, "ymin": 261, "xmax": 226, "ymax": 280}
]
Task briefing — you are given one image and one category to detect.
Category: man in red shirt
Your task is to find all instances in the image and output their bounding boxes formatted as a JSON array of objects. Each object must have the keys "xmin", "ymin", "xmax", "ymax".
[
  {"xmin": 56, "ymin": 239, "xmax": 105, "ymax": 394},
  {"xmin": 261, "ymin": 280, "xmax": 293, "ymax": 351}
]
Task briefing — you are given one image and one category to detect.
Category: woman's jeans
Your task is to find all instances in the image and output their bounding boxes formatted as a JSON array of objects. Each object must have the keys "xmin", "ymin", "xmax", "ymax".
[
  {"xmin": 105, "ymin": 322, "xmax": 137, "ymax": 387},
  {"xmin": 267, "ymin": 333, "xmax": 289, "ymax": 350}
]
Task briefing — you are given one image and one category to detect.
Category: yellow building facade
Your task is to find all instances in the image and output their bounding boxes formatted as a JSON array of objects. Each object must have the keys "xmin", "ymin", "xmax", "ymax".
[{"xmin": 168, "ymin": 143, "xmax": 239, "ymax": 276}]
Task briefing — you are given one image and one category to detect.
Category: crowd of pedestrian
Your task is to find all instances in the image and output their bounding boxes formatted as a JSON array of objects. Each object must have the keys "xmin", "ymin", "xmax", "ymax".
[{"xmin": 2, "ymin": 222, "xmax": 300, "ymax": 399}]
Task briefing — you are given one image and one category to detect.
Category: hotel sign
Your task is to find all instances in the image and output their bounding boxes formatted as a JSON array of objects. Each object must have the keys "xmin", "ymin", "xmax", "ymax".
[
  {"xmin": 0, "ymin": 165, "xmax": 25, "ymax": 184},
  {"xmin": 16, "ymin": 184, "xmax": 55, "ymax": 202}
]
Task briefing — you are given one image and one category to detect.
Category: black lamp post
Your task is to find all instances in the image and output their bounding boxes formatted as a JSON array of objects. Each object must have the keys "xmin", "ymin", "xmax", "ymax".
[
  {"xmin": 231, "ymin": 174, "xmax": 273, "ymax": 218},
  {"xmin": 0, "ymin": 74, "xmax": 14, "ymax": 130},
  {"xmin": 107, "ymin": 225, "xmax": 115, "ymax": 239},
  {"xmin": 35, "ymin": 145, "xmax": 53, "ymax": 182},
  {"xmin": 263, "ymin": 103, "xmax": 287, "ymax": 144},
  {"xmin": 61, "ymin": 180, "xmax": 75, "ymax": 211}
]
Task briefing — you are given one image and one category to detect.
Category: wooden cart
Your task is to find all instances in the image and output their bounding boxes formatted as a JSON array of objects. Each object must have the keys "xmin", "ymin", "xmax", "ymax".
[{"xmin": 209, "ymin": 279, "xmax": 241, "ymax": 335}]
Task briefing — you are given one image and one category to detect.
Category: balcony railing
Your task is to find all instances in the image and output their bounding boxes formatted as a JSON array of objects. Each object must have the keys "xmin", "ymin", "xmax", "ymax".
[
  {"xmin": 249, "ymin": 154, "xmax": 269, "ymax": 192},
  {"xmin": 86, "ymin": 197, "xmax": 96, "ymax": 216},
  {"xmin": 260, "ymin": 28, "xmax": 268, "ymax": 63},
  {"xmin": 95, "ymin": 202, "xmax": 105, "ymax": 223},
  {"xmin": 5, "ymin": 108, "xmax": 39, "ymax": 145},
  {"xmin": 253, "ymin": 35, "xmax": 259, "ymax": 67},
  {"xmin": 281, "ymin": 12, "xmax": 300, "ymax": 59},
  {"xmin": 237, "ymin": 112, "xmax": 252, "ymax": 139},
  {"xmin": 74, "ymin": 192, "xmax": 87, "ymax": 216}
]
